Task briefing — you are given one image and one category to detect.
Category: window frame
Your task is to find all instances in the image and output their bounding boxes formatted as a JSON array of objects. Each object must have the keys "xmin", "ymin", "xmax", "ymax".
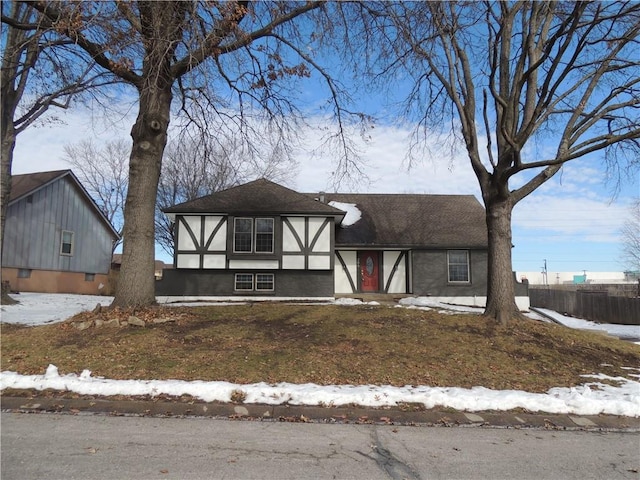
[
  {"xmin": 254, "ymin": 218, "xmax": 274, "ymax": 254},
  {"xmin": 255, "ymin": 273, "xmax": 275, "ymax": 292},
  {"xmin": 234, "ymin": 273, "xmax": 255, "ymax": 291},
  {"xmin": 447, "ymin": 250, "xmax": 470, "ymax": 283},
  {"xmin": 234, "ymin": 273, "xmax": 275, "ymax": 293},
  {"xmin": 233, "ymin": 218, "xmax": 253, "ymax": 253},
  {"xmin": 233, "ymin": 217, "xmax": 274, "ymax": 254},
  {"xmin": 60, "ymin": 230, "xmax": 74, "ymax": 256}
]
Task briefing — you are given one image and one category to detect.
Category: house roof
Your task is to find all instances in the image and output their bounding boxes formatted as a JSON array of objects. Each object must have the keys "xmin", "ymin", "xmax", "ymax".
[
  {"xmin": 319, "ymin": 193, "xmax": 488, "ymax": 249},
  {"xmin": 163, "ymin": 178, "xmax": 346, "ymax": 217},
  {"xmin": 9, "ymin": 169, "xmax": 120, "ymax": 240},
  {"xmin": 9, "ymin": 170, "xmax": 70, "ymax": 201}
]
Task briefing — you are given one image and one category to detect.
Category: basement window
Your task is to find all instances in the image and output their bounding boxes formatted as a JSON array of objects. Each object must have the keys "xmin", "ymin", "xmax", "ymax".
[
  {"xmin": 255, "ymin": 273, "xmax": 275, "ymax": 291},
  {"xmin": 234, "ymin": 273, "xmax": 254, "ymax": 291},
  {"xmin": 234, "ymin": 273, "xmax": 275, "ymax": 292},
  {"xmin": 18, "ymin": 269, "xmax": 31, "ymax": 278}
]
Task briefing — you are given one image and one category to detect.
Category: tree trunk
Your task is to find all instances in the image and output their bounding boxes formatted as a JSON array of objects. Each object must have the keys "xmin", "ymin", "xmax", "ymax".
[
  {"xmin": 111, "ymin": 83, "xmax": 172, "ymax": 308},
  {"xmin": 0, "ymin": 116, "xmax": 15, "ymax": 260},
  {"xmin": 0, "ymin": 127, "xmax": 16, "ymax": 305},
  {"xmin": 483, "ymin": 195, "xmax": 522, "ymax": 325}
]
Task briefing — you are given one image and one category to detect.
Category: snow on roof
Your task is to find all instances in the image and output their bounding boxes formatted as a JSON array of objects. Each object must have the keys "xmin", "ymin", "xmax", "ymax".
[{"xmin": 328, "ymin": 201, "xmax": 361, "ymax": 227}]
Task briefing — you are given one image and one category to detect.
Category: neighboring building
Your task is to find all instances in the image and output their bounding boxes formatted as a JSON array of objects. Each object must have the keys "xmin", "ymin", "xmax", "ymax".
[
  {"xmin": 157, "ymin": 178, "xmax": 529, "ymax": 309},
  {"xmin": 1, "ymin": 170, "xmax": 119, "ymax": 295},
  {"xmin": 517, "ymin": 271, "xmax": 639, "ymax": 285},
  {"xmin": 111, "ymin": 254, "xmax": 167, "ymax": 280}
]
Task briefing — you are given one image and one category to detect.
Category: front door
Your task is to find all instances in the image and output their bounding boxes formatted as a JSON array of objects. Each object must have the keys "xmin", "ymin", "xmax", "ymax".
[{"xmin": 359, "ymin": 251, "xmax": 380, "ymax": 292}]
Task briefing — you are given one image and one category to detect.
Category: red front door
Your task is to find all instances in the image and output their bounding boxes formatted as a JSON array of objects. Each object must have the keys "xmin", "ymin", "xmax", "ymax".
[{"xmin": 359, "ymin": 251, "xmax": 380, "ymax": 292}]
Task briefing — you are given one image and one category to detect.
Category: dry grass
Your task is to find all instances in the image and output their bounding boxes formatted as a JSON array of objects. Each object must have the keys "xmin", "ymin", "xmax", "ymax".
[{"xmin": 1, "ymin": 303, "xmax": 638, "ymax": 393}]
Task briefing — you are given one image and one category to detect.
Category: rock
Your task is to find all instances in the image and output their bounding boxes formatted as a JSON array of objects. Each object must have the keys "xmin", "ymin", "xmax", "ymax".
[
  {"xmin": 152, "ymin": 317, "xmax": 176, "ymax": 324},
  {"xmin": 94, "ymin": 319, "xmax": 104, "ymax": 328},
  {"xmin": 234, "ymin": 406, "xmax": 249, "ymax": 417},
  {"xmin": 74, "ymin": 321, "xmax": 92, "ymax": 331},
  {"xmin": 127, "ymin": 316, "xmax": 146, "ymax": 327},
  {"xmin": 102, "ymin": 318, "xmax": 120, "ymax": 327}
]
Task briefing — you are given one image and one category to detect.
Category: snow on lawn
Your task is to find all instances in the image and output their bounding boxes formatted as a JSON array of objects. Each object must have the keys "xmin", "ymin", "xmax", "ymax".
[
  {"xmin": 0, "ymin": 292, "xmax": 113, "ymax": 326},
  {"xmin": 399, "ymin": 296, "xmax": 640, "ymax": 342},
  {"xmin": 1, "ymin": 294, "xmax": 639, "ymax": 416},
  {"xmin": 1, "ymin": 365, "xmax": 638, "ymax": 417},
  {"xmin": 533, "ymin": 307, "xmax": 640, "ymax": 341},
  {"xmin": 398, "ymin": 297, "xmax": 485, "ymax": 314}
]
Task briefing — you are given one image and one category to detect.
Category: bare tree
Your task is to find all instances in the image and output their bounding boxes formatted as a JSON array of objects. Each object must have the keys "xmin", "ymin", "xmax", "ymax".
[
  {"xmin": 365, "ymin": 1, "xmax": 640, "ymax": 323},
  {"xmin": 156, "ymin": 128, "xmax": 297, "ymax": 257},
  {"xmin": 22, "ymin": 1, "xmax": 358, "ymax": 308},
  {"xmin": 1, "ymin": 1, "xmax": 113, "ymax": 304},
  {"xmin": 621, "ymin": 198, "xmax": 640, "ymax": 272},
  {"xmin": 63, "ymin": 139, "xmax": 130, "ymax": 250}
]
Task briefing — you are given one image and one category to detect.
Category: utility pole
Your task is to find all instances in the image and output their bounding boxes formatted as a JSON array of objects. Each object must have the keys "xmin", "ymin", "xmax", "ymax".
[{"xmin": 541, "ymin": 259, "xmax": 548, "ymax": 286}]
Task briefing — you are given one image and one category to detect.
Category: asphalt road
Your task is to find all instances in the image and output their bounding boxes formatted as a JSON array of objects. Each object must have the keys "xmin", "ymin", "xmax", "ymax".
[{"xmin": 2, "ymin": 412, "xmax": 639, "ymax": 480}]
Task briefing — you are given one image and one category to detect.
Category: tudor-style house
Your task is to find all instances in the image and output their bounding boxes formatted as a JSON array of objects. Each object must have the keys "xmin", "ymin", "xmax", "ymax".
[
  {"xmin": 2, "ymin": 170, "xmax": 120, "ymax": 295},
  {"xmin": 158, "ymin": 179, "xmax": 344, "ymax": 298},
  {"xmin": 157, "ymin": 178, "xmax": 529, "ymax": 308}
]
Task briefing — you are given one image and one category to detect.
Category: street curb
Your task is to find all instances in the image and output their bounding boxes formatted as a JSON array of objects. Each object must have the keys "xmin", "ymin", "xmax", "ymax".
[{"xmin": 2, "ymin": 396, "xmax": 639, "ymax": 432}]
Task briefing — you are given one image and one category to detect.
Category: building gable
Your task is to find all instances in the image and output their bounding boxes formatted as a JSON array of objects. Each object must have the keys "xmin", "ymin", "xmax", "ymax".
[
  {"xmin": 3, "ymin": 170, "xmax": 119, "ymax": 274},
  {"xmin": 9, "ymin": 170, "xmax": 120, "ymax": 240}
]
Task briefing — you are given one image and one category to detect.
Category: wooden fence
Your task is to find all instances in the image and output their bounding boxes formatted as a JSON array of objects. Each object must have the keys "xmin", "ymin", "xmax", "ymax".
[{"xmin": 529, "ymin": 285, "xmax": 640, "ymax": 325}]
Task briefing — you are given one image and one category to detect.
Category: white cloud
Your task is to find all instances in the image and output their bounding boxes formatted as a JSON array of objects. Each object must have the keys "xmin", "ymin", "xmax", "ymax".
[
  {"xmin": 514, "ymin": 195, "xmax": 629, "ymax": 243},
  {"xmin": 12, "ymin": 103, "xmax": 135, "ymax": 175},
  {"xmin": 10, "ymin": 107, "xmax": 636, "ymax": 272},
  {"xmin": 291, "ymin": 122, "xmax": 480, "ymax": 196}
]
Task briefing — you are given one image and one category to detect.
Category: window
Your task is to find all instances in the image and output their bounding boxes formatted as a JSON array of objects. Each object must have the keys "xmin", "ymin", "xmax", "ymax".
[
  {"xmin": 18, "ymin": 269, "xmax": 31, "ymax": 278},
  {"xmin": 235, "ymin": 273, "xmax": 254, "ymax": 291},
  {"xmin": 234, "ymin": 218, "xmax": 274, "ymax": 253},
  {"xmin": 85, "ymin": 273, "xmax": 95, "ymax": 282},
  {"xmin": 61, "ymin": 230, "xmax": 74, "ymax": 255},
  {"xmin": 255, "ymin": 219, "xmax": 274, "ymax": 253},
  {"xmin": 448, "ymin": 250, "xmax": 470, "ymax": 283},
  {"xmin": 234, "ymin": 273, "xmax": 275, "ymax": 292},
  {"xmin": 234, "ymin": 218, "xmax": 253, "ymax": 252},
  {"xmin": 255, "ymin": 273, "xmax": 275, "ymax": 291}
]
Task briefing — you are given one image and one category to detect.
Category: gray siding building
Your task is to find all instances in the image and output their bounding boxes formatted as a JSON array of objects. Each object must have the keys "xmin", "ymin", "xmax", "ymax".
[{"xmin": 2, "ymin": 170, "xmax": 119, "ymax": 294}]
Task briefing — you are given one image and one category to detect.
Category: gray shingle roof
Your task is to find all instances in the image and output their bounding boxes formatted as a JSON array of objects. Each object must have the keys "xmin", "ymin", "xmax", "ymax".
[
  {"xmin": 321, "ymin": 193, "xmax": 488, "ymax": 249},
  {"xmin": 163, "ymin": 178, "xmax": 346, "ymax": 216},
  {"xmin": 162, "ymin": 178, "xmax": 487, "ymax": 249},
  {"xmin": 9, "ymin": 170, "xmax": 70, "ymax": 202}
]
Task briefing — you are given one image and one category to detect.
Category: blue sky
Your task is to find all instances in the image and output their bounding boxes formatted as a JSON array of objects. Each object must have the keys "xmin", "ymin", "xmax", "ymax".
[{"xmin": 12, "ymin": 105, "xmax": 638, "ymax": 276}]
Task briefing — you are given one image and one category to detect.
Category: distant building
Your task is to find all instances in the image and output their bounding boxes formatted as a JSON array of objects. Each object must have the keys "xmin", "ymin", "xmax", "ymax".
[
  {"xmin": 1, "ymin": 170, "xmax": 119, "ymax": 294},
  {"xmin": 517, "ymin": 271, "xmax": 636, "ymax": 285},
  {"xmin": 111, "ymin": 254, "xmax": 167, "ymax": 280}
]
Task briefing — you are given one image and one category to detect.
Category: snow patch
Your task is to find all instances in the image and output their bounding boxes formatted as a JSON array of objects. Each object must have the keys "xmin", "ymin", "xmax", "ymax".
[
  {"xmin": 329, "ymin": 201, "xmax": 361, "ymax": 227},
  {"xmin": 1, "ymin": 365, "xmax": 638, "ymax": 417}
]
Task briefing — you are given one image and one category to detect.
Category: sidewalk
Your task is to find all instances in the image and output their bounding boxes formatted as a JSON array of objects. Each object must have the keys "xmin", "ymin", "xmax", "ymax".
[{"xmin": 2, "ymin": 395, "xmax": 639, "ymax": 432}]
